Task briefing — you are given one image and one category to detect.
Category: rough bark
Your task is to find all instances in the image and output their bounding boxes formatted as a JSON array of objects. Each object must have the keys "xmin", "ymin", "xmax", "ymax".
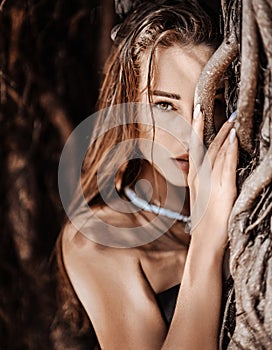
[
  {"xmin": 236, "ymin": 0, "xmax": 259, "ymax": 154},
  {"xmin": 196, "ymin": 0, "xmax": 272, "ymax": 348},
  {"xmin": 194, "ymin": 30, "xmax": 238, "ymax": 146}
]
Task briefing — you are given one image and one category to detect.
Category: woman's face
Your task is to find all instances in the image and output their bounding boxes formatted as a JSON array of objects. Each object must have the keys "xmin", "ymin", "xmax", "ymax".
[{"xmin": 138, "ymin": 44, "xmax": 225, "ymax": 187}]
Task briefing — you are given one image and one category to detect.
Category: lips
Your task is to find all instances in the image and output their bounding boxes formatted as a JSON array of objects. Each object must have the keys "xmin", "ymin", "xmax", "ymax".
[{"xmin": 171, "ymin": 153, "xmax": 189, "ymax": 172}]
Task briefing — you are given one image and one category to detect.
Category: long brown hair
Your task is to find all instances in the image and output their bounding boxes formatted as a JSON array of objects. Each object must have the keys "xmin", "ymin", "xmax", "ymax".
[
  {"xmin": 55, "ymin": 0, "xmax": 222, "ymax": 344},
  {"xmin": 77, "ymin": 0, "xmax": 221, "ymax": 211}
]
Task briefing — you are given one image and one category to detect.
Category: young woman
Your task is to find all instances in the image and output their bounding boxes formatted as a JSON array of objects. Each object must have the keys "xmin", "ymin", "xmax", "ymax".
[{"xmin": 58, "ymin": 1, "xmax": 238, "ymax": 349}]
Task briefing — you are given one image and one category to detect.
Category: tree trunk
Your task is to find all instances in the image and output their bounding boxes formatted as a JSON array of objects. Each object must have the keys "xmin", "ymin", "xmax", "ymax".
[{"xmin": 195, "ymin": 0, "xmax": 272, "ymax": 348}]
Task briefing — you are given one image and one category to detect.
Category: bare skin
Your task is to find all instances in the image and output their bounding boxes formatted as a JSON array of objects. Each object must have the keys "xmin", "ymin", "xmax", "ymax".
[{"xmin": 62, "ymin": 44, "xmax": 238, "ymax": 349}]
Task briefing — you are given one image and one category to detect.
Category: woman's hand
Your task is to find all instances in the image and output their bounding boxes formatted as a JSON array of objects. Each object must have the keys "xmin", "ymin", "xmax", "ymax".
[
  {"xmin": 188, "ymin": 107, "xmax": 238, "ymax": 253},
  {"xmin": 163, "ymin": 111, "xmax": 238, "ymax": 350}
]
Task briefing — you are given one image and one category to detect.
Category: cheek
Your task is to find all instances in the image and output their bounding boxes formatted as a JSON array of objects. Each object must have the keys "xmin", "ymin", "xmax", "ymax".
[
  {"xmin": 137, "ymin": 129, "xmax": 166, "ymax": 157},
  {"xmin": 154, "ymin": 129, "xmax": 175, "ymax": 151},
  {"xmin": 138, "ymin": 128, "xmax": 178, "ymax": 160}
]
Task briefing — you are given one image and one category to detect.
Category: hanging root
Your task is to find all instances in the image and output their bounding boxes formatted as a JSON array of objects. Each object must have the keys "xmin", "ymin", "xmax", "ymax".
[
  {"xmin": 229, "ymin": 142, "xmax": 272, "ymax": 273},
  {"xmin": 264, "ymin": 257, "xmax": 272, "ymax": 336},
  {"xmin": 228, "ymin": 237, "xmax": 272, "ymax": 348},
  {"xmin": 252, "ymin": 0, "xmax": 272, "ymax": 63},
  {"xmin": 213, "ymin": 0, "xmax": 272, "ymax": 348},
  {"xmin": 245, "ymin": 199, "xmax": 272, "ymax": 234},
  {"xmin": 252, "ymin": 0, "xmax": 272, "ymax": 160},
  {"xmin": 226, "ymin": 0, "xmax": 272, "ymax": 348},
  {"xmin": 236, "ymin": 0, "xmax": 259, "ymax": 155},
  {"xmin": 229, "ymin": 0, "xmax": 272, "ymax": 274},
  {"xmin": 194, "ymin": 31, "xmax": 238, "ymax": 147}
]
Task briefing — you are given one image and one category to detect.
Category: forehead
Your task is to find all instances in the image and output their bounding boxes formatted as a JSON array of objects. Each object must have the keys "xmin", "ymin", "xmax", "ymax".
[{"xmin": 140, "ymin": 44, "xmax": 213, "ymax": 92}]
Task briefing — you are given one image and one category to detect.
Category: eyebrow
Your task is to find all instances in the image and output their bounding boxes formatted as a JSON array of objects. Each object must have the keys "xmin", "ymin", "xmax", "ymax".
[{"xmin": 152, "ymin": 90, "xmax": 181, "ymax": 100}]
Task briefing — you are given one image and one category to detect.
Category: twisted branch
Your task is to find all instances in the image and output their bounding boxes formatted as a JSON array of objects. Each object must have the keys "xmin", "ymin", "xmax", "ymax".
[
  {"xmin": 245, "ymin": 200, "xmax": 272, "ymax": 233},
  {"xmin": 253, "ymin": 0, "xmax": 272, "ymax": 160},
  {"xmin": 229, "ymin": 0, "xmax": 272, "ymax": 273},
  {"xmin": 229, "ymin": 143, "xmax": 272, "ymax": 272},
  {"xmin": 213, "ymin": 0, "xmax": 272, "ymax": 348},
  {"xmin": 226, "ymin": 0, "xmax": 272, "ymax": 347},
  {"xmin": 236, "ymin": 0, "xmax": 259, "ymax": 154},
  {"xmin": 264, "ymin": 257, "xmax": 272, "ymax": 335},
  {"xmin": 228, "ymin": 237, "xmax": 272, "ymax": 348},
  {"xmin": 194, "ymin": 30, "xmax": 238, "ymax": 146}
]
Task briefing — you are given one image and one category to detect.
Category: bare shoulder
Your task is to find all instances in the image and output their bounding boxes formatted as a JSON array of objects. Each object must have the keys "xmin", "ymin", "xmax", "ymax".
[
  {"xmin": 62, "ymin": 217, "xmax": 139, "ymax": 274},
  {"xmin": 62, "ymin": 205, "xmax": 140, "ymax": 263},
  {"xmin": 62, "ymin": 213, "xmax": 166, "ymax": 349},
  {"xmin": 62, "ymin": 218, "xmax": 140, "ymax": 322}
]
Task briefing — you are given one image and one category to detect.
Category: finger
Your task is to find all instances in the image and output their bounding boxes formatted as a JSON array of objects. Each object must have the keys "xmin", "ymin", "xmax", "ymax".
[
  {"xmin": 189, "ymin": 104, "xmax": 205, "ymax": 175},
  {"xmin": 206, "ymin": 115, "xmax": 236, "ymax": 167},
  {"xmin": 212, "ymin": 130, "xmax": 229, "ymax": 177},
  {"xmin": 222, "ymin": 128, "xmax": 238, "ymax": 188}
]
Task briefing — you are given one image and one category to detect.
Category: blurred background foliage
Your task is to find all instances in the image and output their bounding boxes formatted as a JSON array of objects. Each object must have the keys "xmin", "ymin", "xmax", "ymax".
[{"xmin": 0, "ymin": 1, "xmax": 221, "ymax": 349}]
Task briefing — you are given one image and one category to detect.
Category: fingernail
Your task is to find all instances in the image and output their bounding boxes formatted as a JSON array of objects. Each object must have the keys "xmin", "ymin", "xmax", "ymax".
[
  {"xmin": 229, "ymin": 128, "xmax": 236, "ymax": 143},
  {"xmin": 193, "ymin": 104, "xmax": 201, "ymax": 119},
  {"xmin": 228, "ymin": 110, "xmax": 237, "ymax": 122},
  {"xmin": 234, "ymin": 120, "xmax": 239, "ymax": 130}
]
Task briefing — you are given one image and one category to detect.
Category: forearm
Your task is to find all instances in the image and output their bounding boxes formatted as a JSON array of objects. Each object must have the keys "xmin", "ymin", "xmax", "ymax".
[{"xmin": 162, "ymin": 235, "xmax": 224, "ymax": 350}]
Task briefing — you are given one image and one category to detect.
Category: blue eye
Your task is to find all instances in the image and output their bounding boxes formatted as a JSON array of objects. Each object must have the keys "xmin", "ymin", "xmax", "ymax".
[{"xmin": 154, "ymin": 102, "xmax": 175, "ymax": 111}]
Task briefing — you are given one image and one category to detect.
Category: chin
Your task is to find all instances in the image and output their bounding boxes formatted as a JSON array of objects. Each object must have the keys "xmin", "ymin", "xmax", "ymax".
[
  {"xmin": 152, "ymin": 162, "xmax": 189, "ymax": 188},
  {"xmin": 167, "ymin": 177, "xmax": 188, "ymax": 188}
]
